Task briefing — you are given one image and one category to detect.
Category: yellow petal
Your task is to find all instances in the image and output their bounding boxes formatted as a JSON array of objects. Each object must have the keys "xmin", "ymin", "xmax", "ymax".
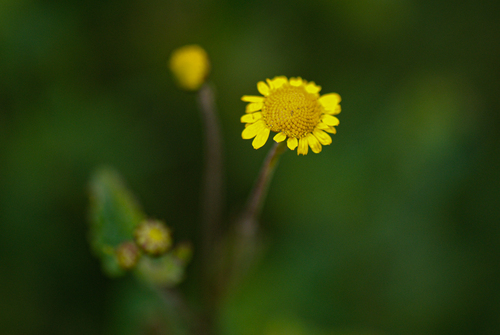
[
  {"xmin": 241, "ymin": 112, "xmax": 262, "ymax": 123},
  {"xmin": 241, "ymin": 95, "xmax": 265, "ymax": 103},
  {"xmin": 242, "ymin": 120, "xmax": 266, "ymax": 139},
  {"xmin": 316, "ymin": 122, "xmax": 330, "ymax": 130},
  {"xmin": 324, "ymin": 104, "xmax": 341, "ymax": 115},
  {"xmin": 324, "ymin": 126, "xmax": 337, "ymax": 134},
  {"xmin": 252, "ymin": 112, "xmax": 263, "ymax": 120},
  {"xmin": 289, "ymin": 77, "xmax": 303, "ymax": 87},
  {"xmin": 246, "ymin": 102, "xmax": 263, "ymax": 113},
  {"xmin": 319, "ymin": 93, "xmax": 341, "ymax": 109},
  {"xmin": 305, "ymin": 82, "xmax": 321, "ymax": 94},
  {"xmin": 307, "ymin": 133, "xmax": 322, "ymax": 153},
  {"xmin": 252, "ymin": 127, "xmax": 270, "ymax": 149},
  {"xmin": 287, "ymin": 137, "xmax": 298, "ymax": 150},
  {"xmin": 257, "ymin": 81, "xmax": 270, "ymax": 96},
  {"xmin": 297, "ymin": 137, "xmax": 309, "ymax": 155},
  {"xmin": 273, "ymin": 132, "xmax": 287, "ymax": 143},
  {"xmin": 321, "ymin": 114, "xmax": 340, "ymax": 126},
  {"xmin": 269, "ymin": 76, "xmax": 288, "ymax": 89},
  {"xmin": 240, "ymin": 114, "xmax": 254, "ymax": 123},
  {"xmin": 313, "ymin": 128, "xmax": 332, "ymax": 145}
]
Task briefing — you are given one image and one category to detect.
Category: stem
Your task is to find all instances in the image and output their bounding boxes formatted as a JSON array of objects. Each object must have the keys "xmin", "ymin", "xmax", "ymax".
[
  {"xmin": 156, "ymin": 287, "xmax": 196, "ymax": 335},
  {"xmin": 226, "ymin": 141, "xmax": 286, "ymax": 285},
  {"xmin": 239, "ymin": 141, "xmax": 286, "ymax": 238},
  {"xmin": 197, "ymin": 83, "xmax": 224, "ymax": 255},
  {"xmin": 196, "ymin": 83, "xmax": 224, "ymax": 335}
]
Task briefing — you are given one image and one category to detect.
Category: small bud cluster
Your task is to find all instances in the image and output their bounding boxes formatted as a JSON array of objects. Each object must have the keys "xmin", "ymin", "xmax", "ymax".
[{"xmin": 115, "ymin": 219, "xmax": 174, "ymax": 270}]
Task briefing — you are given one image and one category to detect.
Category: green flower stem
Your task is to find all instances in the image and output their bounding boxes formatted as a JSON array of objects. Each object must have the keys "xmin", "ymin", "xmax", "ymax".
[
  {"xmin": 197, "ymin": 83, "xmax": 224, "ymax": 259},
  {"xmin": 197, "ymin": 83, "xmax": 224, "ymax": 335},
  {"xmin": 240, "ymin": 141, "xmax": 286, "ymax": 238},
  {"xmin": 157, "ymin": 287, "xmax": 197, "ymax": 335},
  {"xmin": 228, "ymin": 141, "xmax": 287, "ymax": 285}
]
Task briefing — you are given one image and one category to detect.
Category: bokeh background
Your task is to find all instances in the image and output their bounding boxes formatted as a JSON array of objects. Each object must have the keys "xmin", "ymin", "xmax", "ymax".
[{"xmin": 1, "ymin": 0, "xmax": 499, "ymax": 334}]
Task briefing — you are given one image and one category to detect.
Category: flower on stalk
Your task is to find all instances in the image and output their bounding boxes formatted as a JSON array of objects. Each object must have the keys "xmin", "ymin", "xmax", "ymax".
[
  {"xmin": 134, "ymin": 219, "xmax": 172, "ymax": 256},
  {"xmin": 241, "ymin": 76, "xmax": 341, "ymax": 155},
  {"xmin": 169, "ymin": 45, "xmax": 210, "ymax": 91}
]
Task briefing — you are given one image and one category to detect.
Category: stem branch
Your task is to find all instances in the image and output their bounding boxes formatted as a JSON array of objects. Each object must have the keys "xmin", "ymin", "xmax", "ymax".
[{"xmin": 239, "ymin": 141, "xmax": 286, "ymax": 238}]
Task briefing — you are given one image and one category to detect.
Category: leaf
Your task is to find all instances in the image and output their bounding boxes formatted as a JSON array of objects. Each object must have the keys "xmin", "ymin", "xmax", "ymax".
[
  {"xmin": 134, "ymin": 253, "xmax": 186, "ymax": 286},
  {"xmin": 135, "ymin": 241, "xmax": 194, "ymax": 286},
  {"xmin": 88, "ymin": 167, "xmax": 146, "ymax": 277}
]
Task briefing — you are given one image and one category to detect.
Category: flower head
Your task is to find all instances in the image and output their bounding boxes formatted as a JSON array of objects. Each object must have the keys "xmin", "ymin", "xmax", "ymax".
[
  {"xmin": 116, "ymin": 241, "xmax": 141, "ymax": 270},
  {"xmin": 169, "ymin": 45, "xmax": 210, "ymax": 91},
  {"xmin": 134, "ymin": 219, "xmax": 172, "ymax": 256},
  {"xmin": 241, "ymin": 76, "xmax": 341, "ymax": 155}
]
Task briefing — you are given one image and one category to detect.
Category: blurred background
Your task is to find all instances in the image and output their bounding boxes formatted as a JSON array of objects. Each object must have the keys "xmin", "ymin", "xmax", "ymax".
[{"xmin": 1, "ymin": 0, "xmax": 499, "ymax": 334}]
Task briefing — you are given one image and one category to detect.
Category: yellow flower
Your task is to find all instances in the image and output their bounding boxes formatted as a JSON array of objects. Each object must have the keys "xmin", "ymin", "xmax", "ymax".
[
  {"xmin": 169, "ymin": 45, "xmax": 210, "ymax": 91},
  {"xmin": 241, "ymin": 76, "xmax": 341, "ymax": 155},
  {"xmin": 134, "ymin": 219, "xmax": 172, "ymax": 256}
]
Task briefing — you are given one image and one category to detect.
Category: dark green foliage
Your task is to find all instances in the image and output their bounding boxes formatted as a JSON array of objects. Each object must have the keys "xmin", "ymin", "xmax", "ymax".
[{"xmin": 1, "ymin": 0, "xmax": 500, "ymax": 334}]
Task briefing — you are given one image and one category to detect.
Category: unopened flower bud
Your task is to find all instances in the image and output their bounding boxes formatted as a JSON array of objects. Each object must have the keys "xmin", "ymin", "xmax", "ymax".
[
  {"xmin": 172, "ymin": 241, "xmax": 193, "ymax": 265},
  {"xmin": 169, "ymin": 44, "xmax": 210, "ymax": 91},
  {"xmin": 116, "ymin": 241, "xmax": 141, "ymax": 270},
  {"xmin": 134, "ymin": 219, "xmax": 172, "ymax": 256}
]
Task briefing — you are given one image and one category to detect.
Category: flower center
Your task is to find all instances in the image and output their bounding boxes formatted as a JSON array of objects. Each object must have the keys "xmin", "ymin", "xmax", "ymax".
[
  {"xmin": 149, "ymin": 228, "xmax": 166, "ymax": 242},
  {"xmin": 262, "ymin": 84, "xmax": 322, "ymax": 138}
]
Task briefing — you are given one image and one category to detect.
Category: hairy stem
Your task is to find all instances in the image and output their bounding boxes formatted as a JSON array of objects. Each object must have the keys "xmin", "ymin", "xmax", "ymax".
[
  {"xmin": 196, "ymin": 83, "xmax": 224, "ymax": 335},
  {"xmin": 240, "ymin": 141, "xmax": 286, "ymax": 238},
  {"xmin": 197, "ymin": 83, "xmax": 224, "ymax": 256},
  {"xmin": 226, "ymin": 141, "xmax": 287, "ymax": 285}
]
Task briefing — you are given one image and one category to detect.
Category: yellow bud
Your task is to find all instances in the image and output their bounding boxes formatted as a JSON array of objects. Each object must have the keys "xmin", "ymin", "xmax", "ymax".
[
  {"xmin": 169, "ymin": 44, "xmax": 210, "ymax": 91},
  {"xmin": 172, "ymin": 241, "xmax": 193, "ymax": 265},
  {"xmin": 116, "ymin": 241, "xmax": 141, "ymax": 270},
  {"xmin": 134, "ymin": 219, "xmax": 172, "ymax": 256}
]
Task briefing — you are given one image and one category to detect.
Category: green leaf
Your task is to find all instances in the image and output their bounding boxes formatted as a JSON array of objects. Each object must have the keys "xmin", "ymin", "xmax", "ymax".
[
  {"xmin": 134, "ymin": 253, "xmax": 186, "ymax": 286},
  {"xmin": 88, "ymin": 168, "xmax": 146, "ymax": 277}
]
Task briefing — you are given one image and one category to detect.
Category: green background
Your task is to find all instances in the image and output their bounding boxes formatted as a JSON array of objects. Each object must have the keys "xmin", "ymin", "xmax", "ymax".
[{"xmin": 1, "ymin": 0, "xmax": 499, "ymax": 334}]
